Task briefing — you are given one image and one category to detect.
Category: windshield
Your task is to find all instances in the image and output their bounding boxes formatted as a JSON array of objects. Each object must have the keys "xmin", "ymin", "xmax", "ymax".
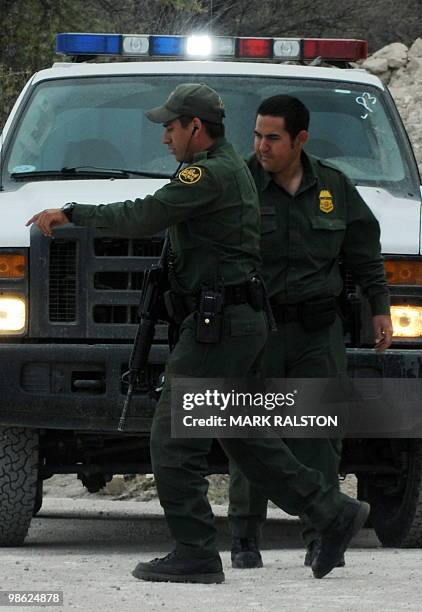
[{"xmin": 3, "ymin": 74, "xmax": 419, "ymax": 198}]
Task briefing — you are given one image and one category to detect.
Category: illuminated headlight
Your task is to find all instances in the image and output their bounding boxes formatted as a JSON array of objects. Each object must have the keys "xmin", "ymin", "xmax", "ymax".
[
  {"xmin": 390, "ymin": 305, "xmax": 422, "ymax": 338},
  {"xmin": 0, "ymin": 297, "xmax": 26, "ymax": 333},
  {"xmin": 186, "ymin": 35, "xmax": 213, "ymax": 56}
]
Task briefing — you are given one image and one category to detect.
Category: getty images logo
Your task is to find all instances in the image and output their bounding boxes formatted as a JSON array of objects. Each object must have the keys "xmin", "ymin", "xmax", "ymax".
[{"xmin": 182, "ymin": 389, "xmax": 298, "ymax": 411}]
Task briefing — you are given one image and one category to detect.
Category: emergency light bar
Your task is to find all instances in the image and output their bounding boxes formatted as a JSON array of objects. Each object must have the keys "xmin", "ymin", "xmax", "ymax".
[{"xmin": 56, "ymin": 33, "xmax": 368, "ymax": 62}]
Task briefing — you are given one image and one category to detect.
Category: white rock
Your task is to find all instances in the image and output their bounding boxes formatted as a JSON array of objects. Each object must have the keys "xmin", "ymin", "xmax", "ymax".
[
  {"xmin": 409, "ymin": 38, "xmax": 422, "ymax": 58},
  {"xmin": 362, "ymin": 57, "xmax": 389, "ymax": 74},
  {"xmin": 371, "ymin": 42, "xmax": 408, "ymax": 68},
  {"xmin": 407, "ymin": 56, "xmax": 422, "ymax": 75}
]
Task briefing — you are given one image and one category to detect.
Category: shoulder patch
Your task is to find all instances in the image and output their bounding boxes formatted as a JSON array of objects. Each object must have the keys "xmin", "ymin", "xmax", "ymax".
[{"xmin": 178, "ymin": 166, "xmax": 203, "ymax": 185}]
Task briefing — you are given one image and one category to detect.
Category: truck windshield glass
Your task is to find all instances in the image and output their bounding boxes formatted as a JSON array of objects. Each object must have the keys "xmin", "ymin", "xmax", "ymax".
[{"xmin": 3, "ymin": 75, "xmax": 418, "ymax": 198}]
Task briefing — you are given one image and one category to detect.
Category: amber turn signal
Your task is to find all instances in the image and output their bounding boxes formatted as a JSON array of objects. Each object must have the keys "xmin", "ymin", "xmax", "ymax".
[
  {"xmin": 384, "ymin": 260, "xmax": 422, "ymax": 285},
  {"xmin": 0, "ymin": 254, "xmax": 26, "ymax": 279}
]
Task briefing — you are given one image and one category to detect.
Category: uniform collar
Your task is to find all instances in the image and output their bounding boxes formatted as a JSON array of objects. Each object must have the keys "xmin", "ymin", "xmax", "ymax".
[
  {"xmin": 192, "ymin": 137, "xmax": 227, "ymax": 162},
  {"xmin": 251, "ymin": 150, "xmax": 318, "ymax": 194}
]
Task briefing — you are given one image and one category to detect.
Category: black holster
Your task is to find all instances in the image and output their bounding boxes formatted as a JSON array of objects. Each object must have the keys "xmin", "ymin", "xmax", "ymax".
[{"xmin": 163, "ymin": 290, "xmax": 189, "ymax": 326}]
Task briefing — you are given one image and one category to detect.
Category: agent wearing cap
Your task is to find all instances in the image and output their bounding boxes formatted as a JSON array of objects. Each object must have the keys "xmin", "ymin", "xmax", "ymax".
[{"xmin": 27, "ymin": 83, "xmax": 371, "ymax": 585}]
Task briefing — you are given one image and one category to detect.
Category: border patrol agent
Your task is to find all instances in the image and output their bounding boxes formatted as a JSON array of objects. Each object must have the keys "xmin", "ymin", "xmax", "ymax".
[
  {"xmin": 228, "ymin": 94, "xmax": 393, "ymax": 570},
  {"xmin": 27, "ymin": 85, "xmax": 371, "ymax": 584}
]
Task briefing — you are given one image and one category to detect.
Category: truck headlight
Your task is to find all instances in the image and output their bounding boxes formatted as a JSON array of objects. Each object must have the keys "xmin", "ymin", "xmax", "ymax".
[
  {"xmin": 0, "ymin": 297, "xmax": 26, "ymax": 333},
  {"xmin": 390, "ymin": 305, "xmax": 422, "ymax": 338}
]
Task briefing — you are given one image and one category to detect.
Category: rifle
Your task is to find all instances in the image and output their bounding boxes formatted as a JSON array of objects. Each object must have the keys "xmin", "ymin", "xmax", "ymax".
[{"xmin": 118, "ymin": 232, "xmax": 170, "ymax": 431}]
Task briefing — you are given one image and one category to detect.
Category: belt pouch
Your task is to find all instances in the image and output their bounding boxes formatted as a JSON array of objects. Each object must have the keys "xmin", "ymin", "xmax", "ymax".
[{"xmin": 195, "ymin": 287, "xmax": 224, "ymax": 343}]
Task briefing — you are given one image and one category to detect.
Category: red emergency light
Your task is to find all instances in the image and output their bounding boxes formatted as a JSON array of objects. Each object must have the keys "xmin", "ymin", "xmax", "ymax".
[
  {"xmin": 302, "ymin": 38, "xmax": 368, "ymax": 61},
  {"xmin": 237, "ymin": 38, "xmax": 273, "ymax": 59}
]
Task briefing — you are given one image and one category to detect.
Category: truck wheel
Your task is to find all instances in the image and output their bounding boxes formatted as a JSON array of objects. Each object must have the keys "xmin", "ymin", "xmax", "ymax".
[
  {"xmin": 33, "ymin": 479, "xmax": 43, "ymax": 516},
  {"xmin": 0, "ymin": 427, "xmax": 39, "ymax": 546},
  {"xmin": 364, "ymin": 440, "xmax": 422, "ymax": 547}
]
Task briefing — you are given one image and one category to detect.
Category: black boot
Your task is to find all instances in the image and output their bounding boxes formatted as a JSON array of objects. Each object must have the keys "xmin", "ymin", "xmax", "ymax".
[
  {"xmin": 312, "ymin": 500, "xmax": 370, "ymax": 579},
  {"xmin": 132, "ymin": 550, "xmax": 225, "ymax": 583},
  {"xmin": 304, "ymin": 539, "xmax": 345, "ymax": 568},
  {"xmin": 231, "ymin": 537, "xmax": 263, "ymax": 569}
]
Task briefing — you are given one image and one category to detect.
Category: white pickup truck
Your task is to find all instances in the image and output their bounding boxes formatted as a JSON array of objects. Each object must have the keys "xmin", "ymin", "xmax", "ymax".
[{"xmin": 0, "ymin": 33, "xmax": 421, "ymax": 547}]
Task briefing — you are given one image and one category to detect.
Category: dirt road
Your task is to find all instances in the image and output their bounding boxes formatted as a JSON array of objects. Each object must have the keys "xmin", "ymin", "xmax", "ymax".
[{"xmin": 1, "ymin": 498, "xmax": 420, "ymax": 612}]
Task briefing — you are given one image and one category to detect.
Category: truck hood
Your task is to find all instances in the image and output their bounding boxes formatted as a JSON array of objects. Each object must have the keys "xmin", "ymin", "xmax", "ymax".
[
  {"xmin": 1, "ymin": 178, "xmax": 169, "ymax": 247},
  {"xmin": 0, "ymin": 180, "xmax": 421, "ymax": 253},
  {"xmin": 356, "ymin": 186, "xmax": 421, "ymax": 255}
]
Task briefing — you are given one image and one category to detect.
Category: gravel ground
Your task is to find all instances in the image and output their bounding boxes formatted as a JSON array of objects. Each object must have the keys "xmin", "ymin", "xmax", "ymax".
[
  {"xmin": 44, "ymin": 473, "xmax": 357, "ymax": 505},
  {"xmin": 3, "ymin": 497, "xmax": 419, "ymax": 612}
]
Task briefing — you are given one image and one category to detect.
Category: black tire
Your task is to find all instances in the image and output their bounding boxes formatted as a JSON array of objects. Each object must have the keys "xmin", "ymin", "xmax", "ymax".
[
  {"xmin": 364, "ymin": 440, "xmax": 422, "ymax": 547},
  {"xmin": 0, "ymin": 427, "xmax": 39, "ymax": 546},
  {"xmin": 33, "ymin": 479, "xmax": 43, "ymax": 516}
]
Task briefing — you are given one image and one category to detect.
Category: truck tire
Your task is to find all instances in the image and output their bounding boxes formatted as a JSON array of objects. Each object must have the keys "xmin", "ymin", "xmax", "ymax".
[
  {"xmin": 0, "ymin": 427, "xmax": 39, "ymax": 546},
  {"xmin": 363, "ymin": 440, "xmax": 422, "ymax": 547},
  {"xmin": 33, "ymin": 479, "xmax": 43, "ymax": 516}
]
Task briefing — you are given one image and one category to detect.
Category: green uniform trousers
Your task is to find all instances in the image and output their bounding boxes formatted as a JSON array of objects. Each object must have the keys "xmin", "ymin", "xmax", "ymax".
[
  {"xmin": 228, "ymin": 315, "xmax": 347, "ymax": 547},
  {"xmin": 150, "ymin": 307, "xmax": 350, "ymax": 558}
]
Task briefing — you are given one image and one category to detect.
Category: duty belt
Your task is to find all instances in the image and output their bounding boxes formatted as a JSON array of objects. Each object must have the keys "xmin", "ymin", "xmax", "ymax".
[
  {"xmin": 270, "ymin": 302, "xmax": 302, "ymax": 323},
  {"xmin": 269, "ymin": 296, "xmax": 338, "ymax": 331},
  {"xmin": 183, "ymin": 283, "xmax": 250, "ymax": 313}
]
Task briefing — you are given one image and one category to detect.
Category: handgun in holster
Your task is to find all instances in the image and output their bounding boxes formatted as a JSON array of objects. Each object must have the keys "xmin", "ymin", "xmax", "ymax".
[{"xmin": 248, "ymin": 275, "xmax": 277, "ymax": 332}]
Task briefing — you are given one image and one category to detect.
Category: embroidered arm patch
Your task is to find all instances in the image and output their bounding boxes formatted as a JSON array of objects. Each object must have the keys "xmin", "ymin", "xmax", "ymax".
[{"xmin": 178, "ymin": 166, "xmax": 203, "ymax": 184}]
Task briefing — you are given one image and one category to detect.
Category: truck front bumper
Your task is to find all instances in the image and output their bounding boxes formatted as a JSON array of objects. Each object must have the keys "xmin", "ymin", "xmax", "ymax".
[
  {"xmin": 346, "ymin": 347, "xmax": 422, "ymax": 378},
  {"xmin": 0, "ymin": 343, "xmax": 168, "ymax": 432},
  {"xmin": 0, "ymin": 344, "xmax": 420, "ymax": 433}
]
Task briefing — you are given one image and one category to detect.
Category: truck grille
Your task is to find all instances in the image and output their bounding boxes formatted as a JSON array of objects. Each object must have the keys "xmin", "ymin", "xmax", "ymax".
[
  {"xmin": 344, "ymin": 268, "xmax": 358, "ymax": 297},
  {"xmin": 49, "ymin": 240, "xmax": 78, "ymax": 322},
  {"xmin": 31, "ymin": 227, "xmax": 166, "ymax": 339}
]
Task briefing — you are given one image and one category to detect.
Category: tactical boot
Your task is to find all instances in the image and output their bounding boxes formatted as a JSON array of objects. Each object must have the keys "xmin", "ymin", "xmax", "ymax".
[
  {"xmin": 231, "ymin": 537, "xmax": 263, "ymax": 569},
  {"xmin": 312, "ymin": 500, "xmax": 370, "ymax": 579},
  {"xmin": 304, "ymin": 539, "xmax": 345, "ymax": 568},
  {"xmin": 132, "ymin": 550, "xmax": 225, "ymax": 583}
]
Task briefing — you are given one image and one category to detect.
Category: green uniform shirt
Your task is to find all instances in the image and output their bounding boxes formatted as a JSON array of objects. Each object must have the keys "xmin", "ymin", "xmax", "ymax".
[
  {"xmin": 248, "ymin": 152, "xmax": 390, "ymax": 315},
  {"xmin": 73, "ymin": 138, "xmax": 261, "ymax": 293}
]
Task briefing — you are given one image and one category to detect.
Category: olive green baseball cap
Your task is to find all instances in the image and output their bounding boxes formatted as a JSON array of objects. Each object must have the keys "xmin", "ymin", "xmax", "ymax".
[{"xmin": 145, "ymin": 83, "xmax": 226, "ymax": 124}]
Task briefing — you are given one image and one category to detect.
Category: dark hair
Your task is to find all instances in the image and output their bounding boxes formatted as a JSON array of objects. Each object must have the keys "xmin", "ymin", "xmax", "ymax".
[
  {"xmin": 179, "ymin": 115, "xmax": 225, "ymax": 138},
  {"xmin": 257, "ymin": 95, "xmax": 310, "ymax": 140}
]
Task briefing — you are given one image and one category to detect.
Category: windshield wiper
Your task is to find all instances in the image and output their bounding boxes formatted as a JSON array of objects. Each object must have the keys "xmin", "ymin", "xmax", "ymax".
[
  {"xmin": 62, "ymin": 166, "xmax": 172, "ymax": 178},
  {"xmin": 11, "ymin": 167, "xmax": 130, "ymax": 180},
  {"xmin": 11, "ymin": 166, "xmax": 172, "ymax": 180}
]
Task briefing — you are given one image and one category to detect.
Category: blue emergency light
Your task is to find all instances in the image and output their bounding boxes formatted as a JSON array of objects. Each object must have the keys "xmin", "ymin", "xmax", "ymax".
[
  {"xmin": 149, "ymin": 36, "xmax": 185, "ymax": 56},
  {"xmin": 56, "ymin": 33, "xmax": 121, "ymax": 55}
]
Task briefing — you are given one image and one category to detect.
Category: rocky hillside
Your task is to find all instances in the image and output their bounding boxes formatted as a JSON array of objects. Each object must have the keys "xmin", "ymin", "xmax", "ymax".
[{"xmin": 362, "ymin": 39, "xmax": 422, "ymax": 173}]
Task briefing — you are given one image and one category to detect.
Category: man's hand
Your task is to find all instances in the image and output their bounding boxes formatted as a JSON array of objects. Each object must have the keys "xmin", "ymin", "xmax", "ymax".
[
  {"xmin": 26, "ymin": 209, "xmax": 69, "ymax": 237},
  {"xmin": 373, "ymin": 314, "xmax": 393, "ymax": 353}
]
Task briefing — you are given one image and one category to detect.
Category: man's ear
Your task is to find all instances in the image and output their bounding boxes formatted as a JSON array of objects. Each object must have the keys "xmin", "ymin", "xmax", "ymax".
[
  {"xmin": 297, "ymin": 130, "xmax": 309, "ymax": 147},
  {"xmin": 191, "ymin": 118, "xmax": 202, "ymax": 134}
]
